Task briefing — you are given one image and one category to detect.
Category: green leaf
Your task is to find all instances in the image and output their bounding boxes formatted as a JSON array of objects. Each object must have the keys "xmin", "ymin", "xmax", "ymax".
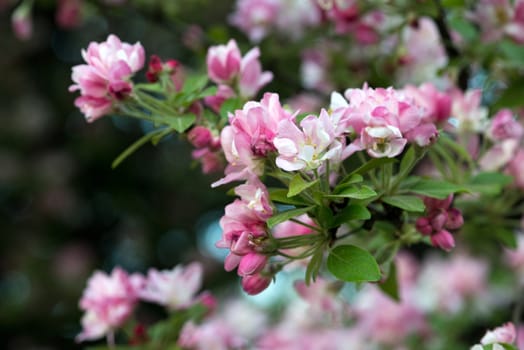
[
  {"xmin": 399, "ymin": 146, "xmax": 415, "ymax": 176},
  {"xmin": 494, "ymin": 78, "xmax": 524, "ymax": 109},
  {"xmin": 332, "ymin": 204, "xmax": 371, "ymax": 227},
  {"xmin": 494, "ymin": 228, "xmax": 517, "ymax": 248},
  {"xmin": 111, "ymin": 128, "xmax": 166, "ymax": 169},
  {"xmin": 166, "ymin": 113, "xmax": 196, "ymax": 133},
  {"xmin": 268, "ymin": 188, "xmax": 310, "ymax": 206},
  {"xmin": 448, "ymin": 15, "xmax": 477, "ymax": 41},
  {"xmin": 482, "ymin": 345, "xmax": 518, "ymax": 350},
  {"xmin": 334, "ymin": 174, "xmax": 363, "ymax": 192},
  {"xmin": 288, "ymin": 174, "xmax": 319, "ymax": 197},
  {"xmin": 327, "ymin": 244, "xmax": 381, "ymax": 282},
  {"xmin": 182, "ymin": 74, "xmax": 209, "ymax": 94},
  {"xmin": 305, "ymin": 248, "xmax": 324, "ymax": 285},
  {"xmin": 467, "ymin": 172, "xmax": 512, "ymax": 195},
  {"xmin": 382, "ymin": 195, "xmax": 425, "ymax": 212},
  {"xmin": 407, "ymin": 179, "xmax": 466, "ymax": 199},
  {"xmin": 220, "ymin": 97, "xmax": 244, "ymax": 120},
  {"xmin": 325, "ymin": 185, "xmax": 377, "ymax": 200},
  {"xmin": 267, "ymin": 206, "xmax": 315, "ymax": 229},
  {"xmin": 500, "ymin": 40, "xmax": 524, "ymax": 65},
  {"xmin": 379, "ymin": 262, "xmax": 400, "ymax": 301},
  {"xmin": 375, "ymin": 241, "xmax": 400, "ymax": 266},
  {"xmin": 345, "ymin": 158, "xmax": 397, "ymax": 178}
]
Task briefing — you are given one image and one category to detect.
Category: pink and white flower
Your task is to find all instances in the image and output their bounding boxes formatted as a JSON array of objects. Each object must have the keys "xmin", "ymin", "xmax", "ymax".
[
  {"xmin": 229, "ymin": 0, "xmax": 280, "ymax": 43},
  {"xmin": 274, "ymin": 109, "xmax": 342, "ymax": 171},
  {"xmin": 69, "ymin": 34, "xmax": 145, "ymax": 122},
  {"xmin": 76, "ymin": 267, "xmax": 144, "ymax": 342},
  {"xmin": 139, "ymin": 262, "xmax": 203, "ymax": 310}
]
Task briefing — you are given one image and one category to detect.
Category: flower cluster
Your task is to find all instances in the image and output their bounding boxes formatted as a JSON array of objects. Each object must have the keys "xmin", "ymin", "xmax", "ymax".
[
  {"xmin": 77, "ymin": 263, "xmax": 205, "ymax": 343},
  {"xmin": 415, "ymin": 195, "xmax": 464, "ymax": 251}
]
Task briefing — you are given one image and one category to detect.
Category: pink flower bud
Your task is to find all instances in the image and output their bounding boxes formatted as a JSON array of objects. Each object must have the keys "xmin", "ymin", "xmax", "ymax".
[
  {"xmin": 415, "ymin": 217, "xmax": 433, "ymax": 236},
  {"xmin": 238, "ymin": 253, "xmax": 268, "ymax": 276},
  {"xmin": 445, "ymin": 208, "xmax": 464, "ymax": 230},
  {"xmin": 423, "ymin": 195, "xmax": 453, "ymax": 212},
  {"xmin": 56, "ymin": 0, "xmax": 82, "ymax": 29},
  {"xmin": 241, "ymin": 273, "xmax": 271, "ymax": 295},
  {"xmin": 430, "ymin": 211, "xmax": 448, "ymax": 231},
  {"xmin": 11, "ymin": 2, "xmax": 32, "ymax": 41},
  {"xmin": 187, "ymin": 126, "xmax": 213, "ymax": 148},
  {"xmin": 488, "ymin": 109, "xmax": 524, "ymax": 141},
  {"xmin": 431, "ymin": 230, "xmax": 455, "ymax": 251},
  {"xmin": 146, "ymin": 55, "xmax": 163, "ymax": 82}
]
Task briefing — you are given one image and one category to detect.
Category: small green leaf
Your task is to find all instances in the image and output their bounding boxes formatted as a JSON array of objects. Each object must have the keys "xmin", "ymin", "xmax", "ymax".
[
  {"xmin": 494, "ymin": 228, "xmax": 517, "ymax": 248},
  {"xmin": 167, "ymin": 113, "xmax": 196, "ymax": 133},
  {"xmin": 375, "ymin": 241, "xmax": 400, "ymax": 266},
  {"xmin": 288, "ymin": 174, "xmax": 319, "ymax": 197},
  {"xmin": 399, "ymin": 146, "xmax": 415, "ymax": 175},
  {"xmin": 382, "ymin": 195, "xmax": 425, "ymax": 212},
  {"xmin": 267, "ymin": 206, "xmax": 315, "ymax": 229},
  {"xmin": 334, "ymin": 174, "xmax": 363, "ymax": 192},
  {"xmin": 467, "ymin": 172, "xmax": 512, "ymax": 195},
  {"xmin": 379, "ymin": 262, "xmax": 400, "ymax": 301},
  {"xmin": 305, "ymin": 248, "xmax": 324, "ymax": 285},
  {"xmin": 220, "ymin": 97, "xmax": 244, "ymax": 119},
  {"xmin": 327, "ymin": 245, "xmax": 381, "ymax": 282},
  {"xmin": 326, "ymin": 185, "xmax": 377, "ymax": 200},
  {"xmin": 268, "ymin": 188, "xmax": 310, "ymax": 206},
  {"xmin": 182, "ymin": 75, "xmax": 208, "ymax": 94},
  {"xmin": 332, "ymin": 204, "xmax": 371, "ymax": 227},
  {"xmin": 408, "ymin": 179, "xmax": 466, "ymax": 199},
  {"xmin": 345, "ymin": 158, "xmax": 397, "ymax": 178}
]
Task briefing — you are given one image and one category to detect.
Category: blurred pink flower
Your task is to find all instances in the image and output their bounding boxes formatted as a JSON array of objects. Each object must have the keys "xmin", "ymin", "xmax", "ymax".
[
  {"xmin": 11, "ymin": 1, "xmax": 32, "ymax": 41},
  {"xmin": 139, "ymin": 262, "xmax": 203, "ymax": 310},
  {"xmin": 178, "ymin": 320, "xmax": 246, "ymax": 350},
  {"xmin": 76, "ymin": 267, "xmax": 144, "ymax": 342},
  {"xmin": 207, "ymin": 39, "xmax": 242, "ymax": 84},
  {"xmin": 229, "ymin": 0, "xmax": 280, "ymax": 43},
  {"xmin": 481, "ymin": 322, "xmax": 516, "ymax": 345},
  {"xmin": 488, "ymin": 109, "xmax": 524, "ymax": 141},
  {"xmin": 56, "ymin": 0, "xmax": 83, "ymax": 29}
]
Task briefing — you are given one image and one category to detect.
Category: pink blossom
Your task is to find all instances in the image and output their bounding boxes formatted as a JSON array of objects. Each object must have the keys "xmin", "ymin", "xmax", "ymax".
[
  {"xmin": 274, "ymin": 109, "xmax": 342, "ymax": 171},
  {"xmin": 69, "ymin": 34, "xmax": 145, "ymax": 122},
  {"xmin": 139, "ymin": 262, "xmax": 203, "ymax": 310},
  {"xmin": 481, "ymin": 322, "xmax": 516, "ymax": 345},
  {"xmin": 273, "ymin": 214, "xmax": 316, "ymax": 257},
  {"xmin": 187, "ymin": 126, "xmax": 215, "ymax": 149},
  {"xmin": 294, "ymin": 278, "xmax": 348, "ymax": 321},
  {"xmin": 213, "ymin": 93, "xmax": 293, "ymax": 187},
  {"xmin": 204, "ymin": 84, "xmax": 235, "ymax": 113},
  {"xmin": 178, "ymin": 320, "xmax": 246, "ymax": 350},
  {"xmin": 274, "ymin": 0, "xmax": 322, "ymax": 40},
  {"xmin": 191, "ymin": 147, "xmax": 224, "ymax": 174},
  {"xmin": 469, "ymin": 0, "xmax": 524, "ymax": 44},
  {"xmin": 487, "ymin": 109, "xmax": 524, "ymax": 141},
  {"xmin": 206, "ymin": 39, "xmax": 242, "ymax": 84},
  {"xmin": 506, "ymin": 0, "xmax": 524, "ymax": 43},
  {"xmin": 238, "ymin": 47, "xmax": 274, "ymax": 98},
  {"xmin": 354, "ymin": 285, "xmax": 427, "ymax": 345},
  {"xmin": 414, "ymin": 254, "xmax": 488, "ymax": 313},
  {"xmin": 336, "ymin": 85, "xmax": 438, "ymax": 158},
  {"xmin": 450, "ymin": 89, "xmax": 488, "ymax": 133},
  {"xmin": 11, "ymin": 2, "xmax": 32, "ymax": 41},
  {"xmin": 207, "ymin": 39, "xmax": 273, "ymax": 98},
  {"xmin": 216, "ymin": 178, "xmax": 272, "ymax": 277},
  {"xmin": 76, "ymin": 267, "xmax": 144, "ymax": 342},
  {"xmin": 300, "ymin": 49, "xmax": 333, "ymax": 93},
  {"xmin": 397, "ymin": 18, "xmax": 448, "ymax": 84},
  {"xmin": 506, "ymin": 148, "xmax": 524, "ymax": 189},
  {"xmin": 241, "ymin": 272, "xmax": 272, "ymax": 295},
  {"xmin": 56, "ymin": 0, "xmax": 83, "ymax": 29},
  {"xmin": 479, "ymin": 139, "xmax": 519, "ymax": 171},
  {"xmin": 238, "ymin": 252, "xmax": 268, "ymax": 276},
  {"xmin": 229, "ymin": 0, "xmax": 280, "ymax": 43},
  {"xmin": 403, "ymin": 83, "xmax": 452, "ymax": 124}
]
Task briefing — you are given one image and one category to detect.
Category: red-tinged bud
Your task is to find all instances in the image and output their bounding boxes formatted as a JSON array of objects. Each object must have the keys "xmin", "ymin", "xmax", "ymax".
[
  {"xmin": 423, "ymin": 195, "xmax": 453, "ymax": 212},
  {"xmin": 431, "ymin": 230, "xmax": 455, "ymax": 252},
  {"xmin": 430, "ymin": 211, "xmax": 448, "ymax": 231},
  {"xmin": 445, "ymin": 208, "xmax": 464, "ymax": 230},
  {"xmin": 197, "ymin": 291, "xmax": 217, "ymax": 315},
  {"xmin": 187, "ymin": 126, "xmax": 213, "ymax": 149},
  {"xmin": 129, "ymin": 324, "xmax": 148, "ymax": 345},
  {"xmin": 415, "ymin": 217, "xmax": 433, "ymax": 236},
  {"xmin": 241, "ymin": 273, "xmax": 271, "ymax": 295}
]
